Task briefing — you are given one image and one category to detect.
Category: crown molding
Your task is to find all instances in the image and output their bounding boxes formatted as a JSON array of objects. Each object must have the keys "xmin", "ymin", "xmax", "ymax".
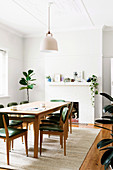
[
  {"xmin": 23, "ymin": 26, "xmax": 102, "ymax": 38},
  {"xmin": 0, "ymin": 22, "xmax": 24, "ymax": 37},
  {"xmin": 103, "ymin": 25, "xmax": 113, "ymax": 32}
]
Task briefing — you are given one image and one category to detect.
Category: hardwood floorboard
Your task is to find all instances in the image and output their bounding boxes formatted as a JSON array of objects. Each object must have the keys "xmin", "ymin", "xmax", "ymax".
[{"xmin": 74, "ymin": 124, "xmax": 112, "ymax": 170}]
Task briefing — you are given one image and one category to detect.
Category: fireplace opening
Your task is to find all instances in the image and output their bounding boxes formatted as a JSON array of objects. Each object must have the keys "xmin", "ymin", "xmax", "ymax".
[{"xmin": 71, "ymin": 102, "xmax": 79, "ymax": 123}]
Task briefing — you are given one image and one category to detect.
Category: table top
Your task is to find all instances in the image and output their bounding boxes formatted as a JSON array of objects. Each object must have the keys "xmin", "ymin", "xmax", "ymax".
[{"xmin": 0, "ymin": 101, "xmax": 70, "ymax": 116}]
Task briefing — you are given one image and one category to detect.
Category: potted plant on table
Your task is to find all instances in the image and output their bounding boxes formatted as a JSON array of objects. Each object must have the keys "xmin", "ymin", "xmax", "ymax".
[{"xmin": 19, "ymin": 69, "xmax": 36, "ymax": 102}]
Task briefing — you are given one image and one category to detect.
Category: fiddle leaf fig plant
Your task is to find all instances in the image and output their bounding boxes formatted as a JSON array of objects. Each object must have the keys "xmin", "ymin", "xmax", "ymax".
[
  {"xmin": 19, "ymin": 69, "xmax": 36, "ymax": 102},
  {"xmin": 87, "ymin": 75, "xmax": 99, "ymax": 106}
]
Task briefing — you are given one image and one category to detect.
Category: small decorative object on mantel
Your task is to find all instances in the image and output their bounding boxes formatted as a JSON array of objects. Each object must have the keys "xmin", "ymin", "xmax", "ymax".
[
  {"xmin": 87, "ymin": 75, "xmax": 99, "ymax": 106},
  {"xmin": 54, "ymin": 74, "xmax": 61, "ymax": 82},
  {"xmin": 46, "ymin": 76, "xmax": 51, "ymax": 82},
  {"xmin": 64, "ymin": 78, "xmax": 71, "ymax": 82}
]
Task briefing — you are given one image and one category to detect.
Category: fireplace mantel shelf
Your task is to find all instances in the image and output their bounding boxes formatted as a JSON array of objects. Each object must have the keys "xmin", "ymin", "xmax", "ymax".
[{"xmin": 47, "ymin": 81, "xmax": 89, "ymax": 86}]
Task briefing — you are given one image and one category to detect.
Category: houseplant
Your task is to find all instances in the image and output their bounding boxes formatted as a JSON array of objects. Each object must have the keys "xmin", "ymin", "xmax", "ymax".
[
  {"xmin": 87, "ymin": 75, "xmax": 99, "ymax": 106},
  {"xmin": 19, "ymin": 69, "xmax": 36, "ymax": 102},
  {"xmin": 95, "ymin": 93, "xmax": 113, "ymax": 170}
]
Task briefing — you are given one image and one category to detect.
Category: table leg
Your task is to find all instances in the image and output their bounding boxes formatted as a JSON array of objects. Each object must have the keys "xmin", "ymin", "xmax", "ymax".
[{"xmin": 34, "ymin": 115, "xmax": 40, "ymax": 158}]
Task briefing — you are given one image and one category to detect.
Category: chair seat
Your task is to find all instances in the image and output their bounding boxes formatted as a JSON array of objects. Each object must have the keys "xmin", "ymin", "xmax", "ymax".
[
  {"xmin": 41, "ymin": 119, "xmax": 60, "ymax": 124},
  {"xmin": 47, "ymin": 115, "xmax": 60, "ymax": 121},
  {"xmin": 23, "ymin": 115, "xmax": 35, "ymax": 118},
  {"xmin": 9, "ymin": 120, "xmax": 23, "ymax": 127},
  {"xmin": 0, "ymin": 127, "xmax": 27, "ymax": 138},
  {"xmin": 40, "ymin": 124, "xmax": 63, "ymax": 132},
  {"xmin": 48, "ymin": 112, "xmax": 60, "ymax": 116}
]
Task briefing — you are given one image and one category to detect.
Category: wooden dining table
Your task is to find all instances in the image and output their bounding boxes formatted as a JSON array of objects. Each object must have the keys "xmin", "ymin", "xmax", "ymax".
[{"xmin": 0, "ymin": 101, "xmax": 70, "ymax": 158}]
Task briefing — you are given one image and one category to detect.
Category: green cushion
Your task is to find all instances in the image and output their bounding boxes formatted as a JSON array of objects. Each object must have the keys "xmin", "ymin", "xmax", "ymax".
[
  {"xmin": 23, "ymin": 115, "xmax": 35, "ymax": 118},
  {"xmin": 0, "ymin": 127, "xmax": 27, "ymax": 138},
  {"xmin": 0, "ymin": 104, "xmax": 4, "ymax": 108},
  {"xmin": 48, "ymin": 112, "xmax": 60, "ymax": 116},
  {"xmin": 40, "ymin": 124, "xmax": 63, "ymax": 132},
  {"xmin": 9, "ymin": 120, "xmax": 23, "ymax": 127},
  {"xmin": 41, "ymin": 119, "xmax": 60, "ymax": 125},
  {"xmin": 20, "ymin": 101, "xmax": 29, "ymax": 105},
  {"xmin": 47, "ymin": 116, "xmax": 60, "ymax": 121},
  {"xmin": 50, "ymin": 100, "xmax": 65, "ymax": 102},
  {"xmin": 7, "ymin": 102, "xmax": 18, "ymax": 107}
]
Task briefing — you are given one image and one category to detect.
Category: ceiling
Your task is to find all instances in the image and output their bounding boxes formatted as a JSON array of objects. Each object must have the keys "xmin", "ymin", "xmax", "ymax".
[{"xmin": 0, "ymin": 0, "xmax": 113, "ymax": 36}]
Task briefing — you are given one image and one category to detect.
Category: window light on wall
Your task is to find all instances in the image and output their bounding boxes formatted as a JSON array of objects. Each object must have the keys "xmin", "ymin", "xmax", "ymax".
[{"xmin": 0, "ymin": 49, "xmax": 8, "ymax": 97}]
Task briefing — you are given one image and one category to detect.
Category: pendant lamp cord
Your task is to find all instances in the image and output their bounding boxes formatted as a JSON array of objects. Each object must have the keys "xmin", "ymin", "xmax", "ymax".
[{"xmin": 48, "ymin": 2, "xmax": 53, "ymax": 34}]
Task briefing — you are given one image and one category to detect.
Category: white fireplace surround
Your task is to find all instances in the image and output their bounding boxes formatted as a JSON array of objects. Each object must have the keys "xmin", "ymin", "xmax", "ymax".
[{"xmin": 45, "ymin": 82, "xmax": 94, "ymax": 124}]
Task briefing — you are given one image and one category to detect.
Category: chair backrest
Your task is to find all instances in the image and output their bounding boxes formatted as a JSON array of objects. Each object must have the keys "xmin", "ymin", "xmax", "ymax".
[
  {"xmin": 20, "ymin": 101, "xmax": 29, "ymax": 105},
  {"xmin": 0, "ymin": 104, "xmax": 4, "ymax": 108},
  {"xmin": 50, "ymin": 99, "xmax": 65, "ymax": 102},
  {"xmin": 7, "ymin": 102, "xmax": 18, "ymax": 107},
  {"xmin": 60, "ymin": 102, "xmax": 73, "ymax": 123},
  {"xmin": 0, "ymin": 113, "xmax": 9, "ymax": 128}
]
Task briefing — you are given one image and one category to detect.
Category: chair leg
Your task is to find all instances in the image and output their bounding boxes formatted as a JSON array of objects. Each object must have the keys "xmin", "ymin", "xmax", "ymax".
[
  {"xmin": 60, "ymin": 134, "xmax": 63, "ymax": 148},
  {"xmin": 40, "ymin": 131, "xmax": 43, "ymax": 156},
  {"xmin": 21, "ymin": 124, "xmax": 24, "ymax": 144},
  {"xmin": 70, "ymin": 113, "xmax": 72, "ymax": 134},
  {"xmin": 24, "ymin": 133, "xmax": 28, "ymax": 157},
  {"xmin": 6, "ymin": 140, "xmax": 10, "ymax": 165},
  {"xmin": 64, "ymin": 133, "xmax": 66, "ymax": 156},
  {"xmin": 12, "ymin": 140, "xmax": 14, "ymax": 150}
]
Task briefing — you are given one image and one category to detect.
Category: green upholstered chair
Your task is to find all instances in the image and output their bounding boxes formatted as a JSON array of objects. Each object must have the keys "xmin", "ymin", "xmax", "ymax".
[
  {"xmin": 41, "ymin": 100, "xmax": 73, "ymax": 134},
  {"xmin": 20, "ymin": 101, "xmax": 35, "ymax": 130},
  {"xmin": 20, "ymin": 101, "xmax": 29, "ymax": 105},
  {"xmin": 0, "ymin": 113, "xmax": 28, "ymax": 165},
  {"xmin": 0, "ymin": 104, "xmax": 4, "ymax": 108},
  {"xmin": 7, "ymin": 102, "xmax": 23, "ymax": 128},
  {"xmin": 7, "ymin": 102, "xmax": 18, "ymax": 107},
  {"xmin": 40, "ymin": 105, "xmax": 71, "ymax": 156}
]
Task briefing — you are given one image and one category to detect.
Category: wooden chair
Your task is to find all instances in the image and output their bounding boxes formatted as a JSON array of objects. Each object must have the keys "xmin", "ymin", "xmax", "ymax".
[
  {"xmin": 40, "ymin": 104, "xmax": 71, "ymax": 156},
  {"xmin": 0, "ymin": 113, "xmax": 28, "ymax": 165},
  {"xmin": 41, "ymin": 100, "xmax": 73, "ymax": 134},
  {"xmin": 20, "ymin": 101, "xmax": 35, "ymax": 130}
]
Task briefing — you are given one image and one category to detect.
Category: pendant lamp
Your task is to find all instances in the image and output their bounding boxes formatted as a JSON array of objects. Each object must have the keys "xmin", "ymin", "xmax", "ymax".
[{"xmin": 40, "ymin": 3, "xmax": 58, "ymax": 52}]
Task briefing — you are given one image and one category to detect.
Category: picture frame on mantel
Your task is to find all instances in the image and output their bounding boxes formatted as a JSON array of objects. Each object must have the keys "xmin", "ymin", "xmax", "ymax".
[{"xmin": 54, "ymin": 74, "xmax": 61, "ymax": 82}]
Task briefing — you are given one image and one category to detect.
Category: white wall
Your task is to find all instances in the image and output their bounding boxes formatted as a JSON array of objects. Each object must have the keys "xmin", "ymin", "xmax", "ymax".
[
  {"xmin": 103, "ymin": 30, "xmax": 113, "ymax": 107},
  {"xmin": 44, "ymin": 29, "xmax": 102, "ymax": 120},
  {"xmin": 23, "ymin": 37, "xmax": 45, "ymax": 102},
  {"xmin": 0, "ymin": 26, "xmax": 24, "ymax": 107}
]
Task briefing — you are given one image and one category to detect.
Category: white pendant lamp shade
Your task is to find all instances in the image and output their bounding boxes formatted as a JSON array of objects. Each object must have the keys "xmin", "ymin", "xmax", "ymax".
[
  {"xmin": 40, "ymin": 3, "xmax": 58, "ymax": 52},
  {"xmin": 40, "ymin": 33, "xmax": 58, "ymax": 52}
]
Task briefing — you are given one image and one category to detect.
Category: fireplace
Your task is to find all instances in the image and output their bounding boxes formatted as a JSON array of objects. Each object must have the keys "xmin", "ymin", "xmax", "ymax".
[{"xmin": 72, "ymin": 102, "xmax": 79, "ymax": 123}]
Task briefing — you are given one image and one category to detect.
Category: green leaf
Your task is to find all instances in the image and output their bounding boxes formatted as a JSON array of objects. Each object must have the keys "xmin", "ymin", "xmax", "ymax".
[
  {"xmin": 101, "ymin": 149, "xmax": 113, "ymax": 165},
  {"xmin": 23, "ymin": 72, "xmax": 27, "ymax": 77},
  {"xmin": 19, "ymin": 87, "xmax": 27, "ymax": 90},
  {"xmin": 26, "ymin": 76, "xmax": 31, "ymax": 81},
  {"xmin": 94, "ymin": 124, "xmax": 112, "ymax": 132},
  {"xmin": 97, "ymin": 139, "xmax": 113, "ymax": 149},
  {"xmin": 19, "ymin": 78, "xmax": 27, "ymax": 85},
  {"xmin": 27, "ymin": 84, "xmax": 33, "ymax": 89},
  {"xmin": 95, "ymin": 119, "xmax": 113, "ymax": 124},
  {"xmin": 30, "ymin": 79, "xmax": 36, "ymax": 81},
  {"xmin": 28, "ymin": 70, "xmax": 34, "ymax": 75},
  {"xmin": 95, "ymin": 90, "xmax": 98, "ymax": 94},
  {"xmin": 100, "ymin": 147, "xmax": 113, "ymax": 151}
]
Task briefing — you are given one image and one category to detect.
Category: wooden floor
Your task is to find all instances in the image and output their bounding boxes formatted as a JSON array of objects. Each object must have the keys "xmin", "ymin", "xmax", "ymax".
[
  {"xmin": 73, "ymin": 124, "xmax": 112, "ymax": 170},
  {"xmin": 0, "ymin": 124, "xmax": 112, "ymax": 170}
]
